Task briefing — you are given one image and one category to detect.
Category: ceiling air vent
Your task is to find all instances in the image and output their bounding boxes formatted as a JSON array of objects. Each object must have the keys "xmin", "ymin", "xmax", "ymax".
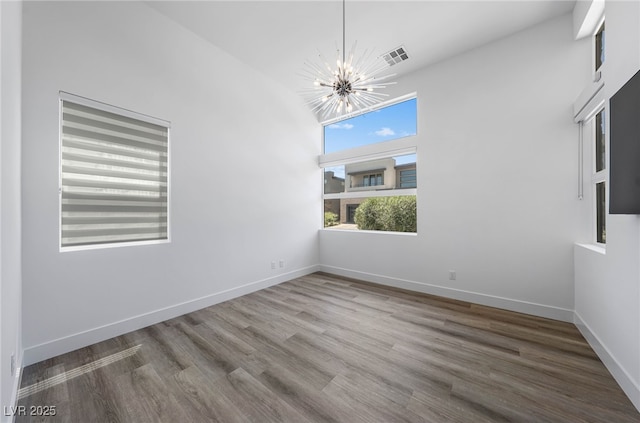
[{"xmin": 382, "ymin": 46, "xmax": 409, "ymax": 67}]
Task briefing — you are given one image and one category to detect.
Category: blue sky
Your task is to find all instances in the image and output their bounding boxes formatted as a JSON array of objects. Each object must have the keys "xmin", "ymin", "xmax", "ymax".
[{"xmin": 323, "ymin": 98, "xmax": 417, "ymax": 154}]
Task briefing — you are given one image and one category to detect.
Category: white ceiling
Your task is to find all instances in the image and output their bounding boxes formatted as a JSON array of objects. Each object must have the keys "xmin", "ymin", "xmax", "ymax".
[{"xmin": 149, "ymin": 1, "xmax": 575, "ymax": 98}]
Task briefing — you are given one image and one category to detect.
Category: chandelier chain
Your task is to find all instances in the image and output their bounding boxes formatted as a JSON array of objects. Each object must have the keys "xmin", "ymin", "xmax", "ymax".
[{"xmin": 342, "ymin": 0, "xmax": 346, "ymax": 66}]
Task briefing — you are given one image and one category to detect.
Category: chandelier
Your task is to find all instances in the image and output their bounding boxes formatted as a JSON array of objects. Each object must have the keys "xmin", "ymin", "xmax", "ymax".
[{"xmin": 301, "ymin": 0, "xmax": 396, "ymax": 119}]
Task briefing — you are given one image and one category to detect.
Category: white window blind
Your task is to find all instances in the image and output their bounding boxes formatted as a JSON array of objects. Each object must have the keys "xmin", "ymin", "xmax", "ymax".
[{"xmin": 60, "ymin": 95, "xmax": 169, "ymax": 248}]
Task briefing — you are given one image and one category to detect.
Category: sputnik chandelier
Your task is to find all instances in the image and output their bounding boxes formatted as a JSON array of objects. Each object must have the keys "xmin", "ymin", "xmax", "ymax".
[{"xmin": 301, "ymin": 0, "xmax": 396, "ymax": 119}]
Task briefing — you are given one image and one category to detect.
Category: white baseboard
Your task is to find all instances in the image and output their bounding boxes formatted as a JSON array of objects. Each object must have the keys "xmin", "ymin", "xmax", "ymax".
[
  {"xmin": 22, "ymin": 265, "xmax": 320, "ymax": 366},
  {"xmin": 319, "ymin": 265, "xmax": 575, "ymax": 322},
  {"xmin": 574, "ymin": 312, "xmax": 640, "ymax": 413}
]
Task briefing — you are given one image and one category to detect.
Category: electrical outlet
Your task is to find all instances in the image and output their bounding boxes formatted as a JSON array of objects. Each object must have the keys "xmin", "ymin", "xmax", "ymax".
[
  {"xmin": 449, "ymin": 270, "xmax": 456, "ymax": 281},
  {"xmin": 10, "ymin": 354, "xmax": 15, "ymax": 377},
  {"xmin": 271, "ymin": 261, "xmax": 276, "ymax": 270},
  {"xmin": 279, "ymin": 260, "xmax": 285, "ymax": 269}
]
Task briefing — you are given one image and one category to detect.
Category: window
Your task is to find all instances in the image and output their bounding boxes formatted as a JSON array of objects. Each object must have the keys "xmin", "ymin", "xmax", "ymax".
[
  {"xmin": 60, "ymin": 93, "xmax": 170, "ymax": 249},
  {"xmin": 321, "ymin": 95, "xmax": 417, "ymax": 232},
  {"xmin": 592, "ymin": 108, "xmax": 606, "ymax": 244},
  {"xmin": 595, "ymin": 109, "xmax": 606, "ymax": 172},
  {"xmin": 575, "ymin": 14, "xmax": 607, "ymax": 247},
  {"xmin": 595, "ymin": 21, "xmax": 605, "ymax": 72},
  {"xmin": 359, "ymin": 173, "xmax": 383, "ymax": 188},
  {"xmin": 596, "ymin": 182, "xmax": 606, "ymax": 243},
  {"xmin": 322, "ymin": 155, "xmax": 418, "ymax": 232},
  {"xmin": 399, "ymin": 168, "xmax": 417, "ymax": 189},
  {"xmin": 324, "ymin": 98, "xmax": 417, "ymax": 154}
]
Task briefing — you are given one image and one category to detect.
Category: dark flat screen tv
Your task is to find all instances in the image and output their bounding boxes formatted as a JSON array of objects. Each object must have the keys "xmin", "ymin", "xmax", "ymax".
[{"xmin": 609, "ymin": 68, "xmax": 640, "ymax": 214}]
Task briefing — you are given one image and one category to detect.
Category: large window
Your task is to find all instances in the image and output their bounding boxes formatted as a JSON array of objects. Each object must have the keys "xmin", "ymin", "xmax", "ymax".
[
  {"xmin": 60, "ymin": 93, "xmax": 170, "ymax": 249},
  {"xmin": 321, "ymin": 96, "xmax": 417, "ymax": 233},
  {"xmin": 575, "ymin": 15, "xmax": 607, "ymax": 247},
  {"xmin": 590, "ymin": 18, "xmax": 606, "ymax": 245}
]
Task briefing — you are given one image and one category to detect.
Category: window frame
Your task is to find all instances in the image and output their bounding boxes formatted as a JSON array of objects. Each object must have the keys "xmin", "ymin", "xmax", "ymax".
[
  {"xmin": 574, "ymin": 12, "xmax": 607, "ymax": 249},
  {"xmin": 595, "ymin": 181, "xmax": 606, "ymax": 244},
  {"xmin": 320, "ymin": 94, "xmax": 418, "ymax": 233},
  {"xmin": 591, "ymin": 107, "xmax": 607, "ymax": 245},
  {"xmin": 359, "ymin": 173, "xmax": 383, "ymax": 188},
  {"xmin": 59, "ymin": 92, "xmax": 171, "ymax": 252},
  {"xmin": 594, "ymin": 19, "xmax": 605, "ymax": 73},
  {"xmin": 399, "ymin": 168, "xmax": 417, "ymax": 189}
]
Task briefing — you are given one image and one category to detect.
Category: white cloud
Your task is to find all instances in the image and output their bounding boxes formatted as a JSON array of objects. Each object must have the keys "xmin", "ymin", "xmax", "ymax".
[
  {"xmin": 328, "ymin": 123, "xmax": 354, "ymax": 130},
  {"xmin": 375, "ymin": 127, "xmax": 395, "ymax": 137}
]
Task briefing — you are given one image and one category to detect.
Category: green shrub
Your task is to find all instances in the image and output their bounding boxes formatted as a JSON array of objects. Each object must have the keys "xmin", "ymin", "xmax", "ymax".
[
  {"xmin": 324, "ymin": 211, "xmax": 339, "ymax": 227},
  {"xmin": 354, "ymin": 196, "xmax": 416, "ymax": 232},
  {"xmin": 353, "ymin": 198, "xmax": 385, "ymax": 231}
]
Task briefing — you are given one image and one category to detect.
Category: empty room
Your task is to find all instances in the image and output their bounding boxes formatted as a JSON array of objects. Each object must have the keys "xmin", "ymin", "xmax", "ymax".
[{"xmin": 1, "ymin": 0, "xmax": 639, "ymax": 421}]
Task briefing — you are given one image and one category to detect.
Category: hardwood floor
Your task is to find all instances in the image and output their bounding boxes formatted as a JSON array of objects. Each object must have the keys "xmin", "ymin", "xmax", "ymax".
[{"xmin": 16, "ymin": 273, "xmax": 640, "ymax": 422}]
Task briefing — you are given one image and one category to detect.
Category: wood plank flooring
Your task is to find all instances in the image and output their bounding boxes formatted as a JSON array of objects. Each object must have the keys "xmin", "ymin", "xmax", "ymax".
[{"xmin": 16, "ymin": 273, "xmax": 640, "ymax": 422}]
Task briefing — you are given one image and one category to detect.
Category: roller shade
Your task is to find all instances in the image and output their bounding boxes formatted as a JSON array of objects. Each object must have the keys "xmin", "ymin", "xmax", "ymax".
[{"xmin": 60, "ymin": 96, "xmax": 169, "ymax": 248}]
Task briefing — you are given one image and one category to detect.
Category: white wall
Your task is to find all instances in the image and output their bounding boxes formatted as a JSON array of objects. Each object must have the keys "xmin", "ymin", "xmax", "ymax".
[
  {"xmin": 574, "ymin": 0, "xmax": 640, "ymax": 411},
  {"xmin": 0, "ymin": 1, "xmax": 23, "ymax": 420},
  {"xmin": 320, "ymin": 13, "xmax": 589, "ymax": 321},
  {"xmin": 21, "ymin": 1, "xmax": 320, "ymax": 364}
]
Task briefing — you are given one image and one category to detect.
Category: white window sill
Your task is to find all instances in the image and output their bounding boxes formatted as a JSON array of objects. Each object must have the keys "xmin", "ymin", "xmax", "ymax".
[
  {"xmin": 575, "ymin": 242, "xmax": 606, "ymax": 255},
  {"xmin": 321, "ymin": 227, "xmax": 417, "ymax": 236},
  {"xmin": 60, "ymin": 238, "xmax": 170, "ymax": 253}
]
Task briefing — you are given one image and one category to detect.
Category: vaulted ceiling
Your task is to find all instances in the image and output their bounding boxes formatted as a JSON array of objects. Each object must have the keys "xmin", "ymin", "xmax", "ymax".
[{"xmin": 149, "ymin": 1, "xmax": 575, "ymax": 100}]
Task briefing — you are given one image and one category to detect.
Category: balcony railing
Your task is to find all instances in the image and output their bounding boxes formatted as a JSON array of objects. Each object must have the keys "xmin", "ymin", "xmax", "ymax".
[{"xmin": 350, "ymin": 182, "xmax": 384, "ymax": 188}]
